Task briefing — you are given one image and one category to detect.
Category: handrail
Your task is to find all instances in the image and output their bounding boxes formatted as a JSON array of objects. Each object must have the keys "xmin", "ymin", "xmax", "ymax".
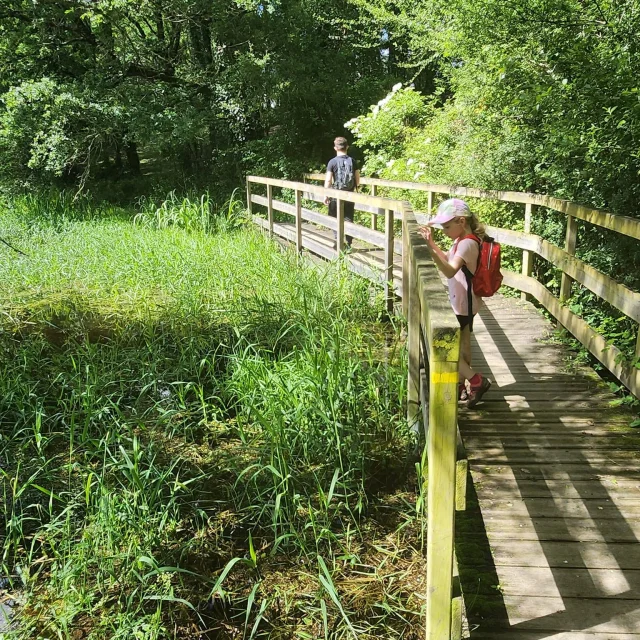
[
  {"xmin": 246, "ymin": 175, "xmax": 463, "ymax": 639},
  {"xmin": 307, "ymin": 173, "xmax": 640, "ymax": 398},
  {"xmin": 305, "ymin": 173, "xmax": 640, "ymax": 240}
]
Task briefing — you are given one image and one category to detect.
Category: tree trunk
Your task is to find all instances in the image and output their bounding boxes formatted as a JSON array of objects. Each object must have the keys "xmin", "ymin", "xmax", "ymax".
[{"xmin": 126, "ymin": 141, "xmax": 141, "ymax": 174}]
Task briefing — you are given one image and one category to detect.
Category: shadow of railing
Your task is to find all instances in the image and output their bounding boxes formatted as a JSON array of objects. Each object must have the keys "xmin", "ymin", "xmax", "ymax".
[{"xmin": 458, "ymin": 302, "xmax": 640, "ymax": 638}]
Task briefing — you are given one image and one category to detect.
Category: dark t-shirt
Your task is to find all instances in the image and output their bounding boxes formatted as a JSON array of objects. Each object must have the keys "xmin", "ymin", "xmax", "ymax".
[{"xmin": 326, "ymin": 155, "xmax": 359, "ymax": 191}]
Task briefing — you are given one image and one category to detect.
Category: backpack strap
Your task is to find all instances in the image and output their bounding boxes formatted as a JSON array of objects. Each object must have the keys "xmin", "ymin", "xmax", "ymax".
[
  {"xmin": 455, "ymin": 235, "xmax": 480, "ymax": 330},
  {"xmin": 462, "ymin": 265, "xmax": 474, "ymax": 330}
]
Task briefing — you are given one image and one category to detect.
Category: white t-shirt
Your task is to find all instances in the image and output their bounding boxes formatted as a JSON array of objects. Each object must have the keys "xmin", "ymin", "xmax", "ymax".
[{"xmin": 448, "ymin": 237, "xmax": 482, "ymax": 316}]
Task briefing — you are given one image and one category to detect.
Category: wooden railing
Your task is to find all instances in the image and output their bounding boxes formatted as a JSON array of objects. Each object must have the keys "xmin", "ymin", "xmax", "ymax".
[
  {"xmin": 246, "ymin": 176, "xmax": 400, "ymax": 312},
  {"xmin": 306, "ymin": 173, "xmax": 640, "ymax": 399},
  {"xmin": 246, "ymin": 175, "xmax": 465, "ymax": 640}
]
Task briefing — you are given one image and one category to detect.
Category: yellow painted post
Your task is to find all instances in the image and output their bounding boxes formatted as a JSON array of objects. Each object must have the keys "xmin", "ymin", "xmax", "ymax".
[
  {"xmin": 246, "ymin": 178, "xmax": 253, "ymax": 217},
  {"xmin": 521, "ymin": 202, "xmax": 534, "ymax": 301},
  {"xmin": 371, "ymin": 184, "xmax": 378, "ymax": 230},
  {"xmin": 384, "ymin": 209, "xmax": 395, "ymax": 314},
  {"xmin": 267, "ymin": 184, "xmax": 274, "ymax": 236},
  {"xmin": 426, "ymin": 353, "xmax": 459, "ymax": 640},
  {"xmin": 295, "ymin": 189, "xmax": 303, "ymax": 254},
  {"xmin": 559, "ymin": 214, "xmax": 578, "ymax": 302}
]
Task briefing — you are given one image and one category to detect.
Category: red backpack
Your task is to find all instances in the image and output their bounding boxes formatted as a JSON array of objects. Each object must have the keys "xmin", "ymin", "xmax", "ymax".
[{"xmin": 457, "ymin": 234, "xmax": 503, "ymax": 297}]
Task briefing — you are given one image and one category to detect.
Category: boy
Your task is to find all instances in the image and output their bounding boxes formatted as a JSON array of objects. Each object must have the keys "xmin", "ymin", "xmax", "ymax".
[{"xmin": 324, "ymin": 137, "xmax": 360, "ymax": 247}]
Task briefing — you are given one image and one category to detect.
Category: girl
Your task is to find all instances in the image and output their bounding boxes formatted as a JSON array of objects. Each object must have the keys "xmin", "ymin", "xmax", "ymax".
[{"xmin": 419, "ymin": 198, "xmax": 491, "ymax": 407}]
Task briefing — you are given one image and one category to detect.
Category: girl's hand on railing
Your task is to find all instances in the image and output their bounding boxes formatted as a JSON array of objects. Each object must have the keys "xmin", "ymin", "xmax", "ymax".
[{"xmin": 419, "ymin": 225, "xmax": 435, "ymax": 246}]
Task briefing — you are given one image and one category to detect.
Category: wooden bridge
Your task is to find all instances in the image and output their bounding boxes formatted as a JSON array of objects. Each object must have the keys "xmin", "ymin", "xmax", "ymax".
[{"xmin": 246, "ymin": 174, "xmax": 640, "ymax": 640}]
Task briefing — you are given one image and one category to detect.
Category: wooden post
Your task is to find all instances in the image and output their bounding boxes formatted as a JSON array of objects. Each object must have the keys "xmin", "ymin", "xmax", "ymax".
[
  {"xmin": 336, "ymin": 198, "xmax": 345, "ymax": 253},
  {"xmin": 636, "ymin": 327, "xmax": 640, "ymax": 364},
  {"xmin": 406, "ymin": 223, "xmax": 420, "ymax": 433},
  {"xmin": 267, "ymin": 183, "xmax": 274, "ymax": 236},
  {"xmin": 371, "ymin": 185, "xmax": 378, "ymax": 230},
  {"xmin": 246, "ymin": 179, "xmax": 253, "ymax": 218},
  {"xmin": 559, "ymin": 214, "xmax": 578, "ymax": 302},
  {"xmin": 521, "ymin": 202, "xmax": 534, "ymax": 301},
  {"xmin": 402, "ymin": 209, "xmax": 409, "ymax": 316},
  {"xmin": 295, "ymin": 189, "xmax": 303, "ymax": 254},
  {"xmin": 384, "ymin": 209, "xmax": 395, "ymax": 314},
  {"xmin": 427, "ymin": 191, "xmax": 433, "ymax": 217},
  {"xmin": 426, "ymin": 354, "xmax": 459, "ymax": 640}
]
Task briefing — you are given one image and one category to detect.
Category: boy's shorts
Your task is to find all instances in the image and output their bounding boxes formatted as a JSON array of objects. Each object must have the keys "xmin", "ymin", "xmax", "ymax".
[{"xmin": 456, "ymin": 314, "xmax": 474, "ymax": 332}]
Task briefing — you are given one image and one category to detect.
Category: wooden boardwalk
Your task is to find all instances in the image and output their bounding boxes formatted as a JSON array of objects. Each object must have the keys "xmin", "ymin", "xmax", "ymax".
[
  {"xmin": 457, "ymin": 294, "xmax": 640, "ymax": 639},
  {"xmin": 253, "ymin": 208, "xmax": 640, "ymax": 639}
]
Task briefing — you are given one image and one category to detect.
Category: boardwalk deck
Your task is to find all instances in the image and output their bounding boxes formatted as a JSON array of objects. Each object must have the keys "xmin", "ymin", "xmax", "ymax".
[
  {"xmin": 457, "ymin": 295, "xmax": 640, "ymax": 639},
  {"xmin": 253, "ymin": 213, "xmax": 640, "ymax": 639}
]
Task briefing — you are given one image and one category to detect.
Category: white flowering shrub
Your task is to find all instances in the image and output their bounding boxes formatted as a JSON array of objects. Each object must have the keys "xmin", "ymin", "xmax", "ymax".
[{"xmin": 344, "ymin": 85, "xmax": 432, "ymax": 172}]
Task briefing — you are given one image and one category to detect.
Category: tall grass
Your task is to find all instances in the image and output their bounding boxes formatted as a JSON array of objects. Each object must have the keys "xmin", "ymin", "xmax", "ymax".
[{"xmin": 0, "ymin": 192, "xmax": 422, "ymax": 639}]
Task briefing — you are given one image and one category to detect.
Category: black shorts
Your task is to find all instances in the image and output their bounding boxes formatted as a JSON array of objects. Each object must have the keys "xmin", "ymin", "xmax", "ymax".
[{"xmin": 456, "ymin": 314, "xmax": 474, "ymax": 332}]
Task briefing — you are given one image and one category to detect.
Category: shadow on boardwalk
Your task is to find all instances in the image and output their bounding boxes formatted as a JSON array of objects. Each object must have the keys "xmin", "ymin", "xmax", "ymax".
[{"xmin": 457, "ymin": 296, "xmax": 640, "ymax": 640}]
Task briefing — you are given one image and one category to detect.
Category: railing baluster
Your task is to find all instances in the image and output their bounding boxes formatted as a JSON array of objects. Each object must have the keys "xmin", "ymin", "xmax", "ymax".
[
  {"xmin": 521, "ymin": 202, "xmax": 534, "ymax": 301},
  {"xmin": 246, "ymin": 178, "xmax": 253, "ymax": 218},
  {"xmin": 405, "ymin": 216, "xmax": 420, "ymax": 432},
  {"xmin": 295, "ymin": 189, "xmax": 302, "ymax": 254},
  {"xmin": 336, "ymin": 197, "xmax": 345, "ymax": 253},
  {"xmin": 559, "ymin": 214, "xmax": 578, "ymax": 302},
  {"xmin": 371, "ymin": 184, "xmax": 378, "ymax": 230},
  {"xmin": 384, "ymin": 208, "xmax": 395, "ymax": 314},
  {"xmin": 267, "ymin": 183, "xmax": 273, "ymax": 236}
]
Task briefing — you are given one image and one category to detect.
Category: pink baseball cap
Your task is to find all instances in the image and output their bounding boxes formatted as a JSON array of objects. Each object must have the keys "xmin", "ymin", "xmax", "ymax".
[{"xmin": 427, "ymin": 198, "xmax": 471, "ymax": 227}]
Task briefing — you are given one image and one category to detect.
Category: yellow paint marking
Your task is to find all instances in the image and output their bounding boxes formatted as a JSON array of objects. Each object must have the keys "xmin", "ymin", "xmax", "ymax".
[{"xmin": 431, "ymin": 372, "xmax": 459, "ymax": 384}]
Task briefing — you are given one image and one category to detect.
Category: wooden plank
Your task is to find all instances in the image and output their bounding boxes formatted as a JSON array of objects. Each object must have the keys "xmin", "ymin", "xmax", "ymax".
[
  {"xmin": 469, "ymin": 595, "xmax": 640, "ymax": 632},
  {"xmin": 468, "ymin": 448, "xmax": 640, "ymax": 465},
  {"xmin": 469, "ymin": 632, "xmax": 640, "ymax": 640},
  {"xmin": 475, "ymin": 497, "xmax": 640, "ymax": 520},
  {"xmin": 459, "ymin": 539, "xmax": 640, "ymax": 570},
  {"xmin": 458, "ymin": 515, "xmax": 640, "ymax": 542},
  {"xmin": 462, "ymin": 565, "xmax": 640, "ymax": 599},
  {"xmin": 465, "ymin": 463, "xmax": 640, "ymax": 480},
  {"xmin": 465, "ymin": 435, "xmax": 640, "ymax": 450}
]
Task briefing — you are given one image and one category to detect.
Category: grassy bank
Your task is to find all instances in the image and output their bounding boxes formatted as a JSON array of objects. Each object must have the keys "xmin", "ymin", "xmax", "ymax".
[{"xmin": 0, "ymin": 193, "xmax": 424, "ymax": 639}]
